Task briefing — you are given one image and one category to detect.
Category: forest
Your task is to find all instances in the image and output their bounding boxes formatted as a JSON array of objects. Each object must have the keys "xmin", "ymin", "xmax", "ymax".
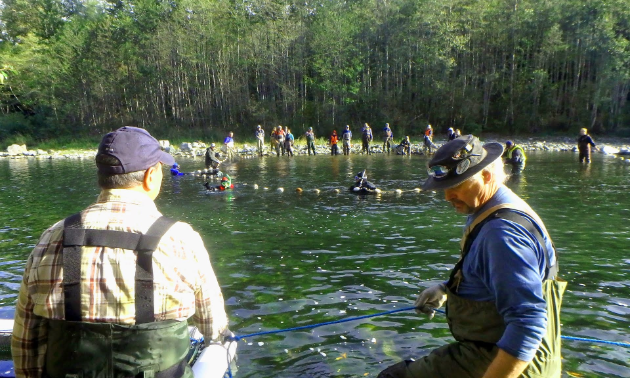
[{"xmin": 1, "ymin": 0, "xmax": 629, "ymax": 144}]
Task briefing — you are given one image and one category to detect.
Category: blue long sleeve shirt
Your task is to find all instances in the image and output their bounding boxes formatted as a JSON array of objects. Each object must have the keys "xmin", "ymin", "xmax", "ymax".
[{"xmin": 456, "ymin": 186, "xmax": 556, "ymax": 361}]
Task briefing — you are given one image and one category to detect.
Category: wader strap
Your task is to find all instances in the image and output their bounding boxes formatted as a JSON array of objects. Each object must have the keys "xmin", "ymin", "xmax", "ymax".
[
  {"xmin": 62, "ymin": 214, "xmax": 177, "ymax": 323},
  {"xmin": 135, "ymin": 216, "xmax": 177, "ymax": 324},
  {"xmin": 448, "ymin": 209, "xmax": 558, "ymax": 291}
]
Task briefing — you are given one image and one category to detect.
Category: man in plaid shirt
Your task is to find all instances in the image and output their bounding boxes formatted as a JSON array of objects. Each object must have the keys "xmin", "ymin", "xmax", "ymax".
[{"xmin": 12, "ymin": 127, "xmax": 229, "ymax": 378}]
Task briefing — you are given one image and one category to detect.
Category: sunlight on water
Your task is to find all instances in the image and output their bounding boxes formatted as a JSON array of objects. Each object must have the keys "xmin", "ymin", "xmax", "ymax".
[{"xmin": 0, "ymin": 151, "xmax": 629, "ymax": 377}]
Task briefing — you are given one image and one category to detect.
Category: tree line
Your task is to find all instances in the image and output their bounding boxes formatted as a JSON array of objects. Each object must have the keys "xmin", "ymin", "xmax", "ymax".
[{"xmin": 1, "ymin": 0, "xmax": 629, "ymax": 144}]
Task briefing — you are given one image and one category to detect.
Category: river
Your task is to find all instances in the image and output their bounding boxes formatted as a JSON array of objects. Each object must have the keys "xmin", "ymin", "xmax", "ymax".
[{"xmin": 1, "ymin": 150, "xmax": 629, "ymax": 377}]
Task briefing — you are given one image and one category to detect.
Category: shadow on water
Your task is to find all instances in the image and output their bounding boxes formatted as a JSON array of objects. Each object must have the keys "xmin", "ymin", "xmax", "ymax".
[{"xmin": 0, "ymin": 151, "xmax": 629, "ymax": 377}]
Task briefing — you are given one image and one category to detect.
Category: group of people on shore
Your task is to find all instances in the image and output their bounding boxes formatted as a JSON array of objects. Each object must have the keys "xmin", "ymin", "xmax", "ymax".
[
  {"xmin": 252, "ymin": 122, "xmax": 458, "ymax": 157},
  {"xmin": 13, "ymin": 126, "xmax": 566, "ymax": 378}
]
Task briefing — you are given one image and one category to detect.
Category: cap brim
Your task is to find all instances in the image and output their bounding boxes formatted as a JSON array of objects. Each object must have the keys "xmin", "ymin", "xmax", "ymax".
[
  {"xmin": 158, "ymin": 150, "xmax": 176, "ymax": 166},
  {"xmin": 421, "ymin": 142, "xmax": 504, "ymax": 191}
]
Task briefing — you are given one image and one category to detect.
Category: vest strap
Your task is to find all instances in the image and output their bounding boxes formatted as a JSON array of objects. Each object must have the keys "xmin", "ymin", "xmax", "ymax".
[{"xmin": 62, "ymin": 213, "xmax": 177, "ymax": 323}]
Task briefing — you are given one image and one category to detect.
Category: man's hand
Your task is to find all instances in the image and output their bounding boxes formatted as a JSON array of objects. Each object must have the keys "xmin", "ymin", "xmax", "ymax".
[{"xmin": 414, "ymin": 283, "xmax": 447, "ymax": 319}]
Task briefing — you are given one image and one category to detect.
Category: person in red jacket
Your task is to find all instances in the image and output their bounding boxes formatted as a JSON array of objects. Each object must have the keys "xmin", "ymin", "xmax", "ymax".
[{"xmin": 330, "ymin": 130, "xmax": 340, "ymax": 155}]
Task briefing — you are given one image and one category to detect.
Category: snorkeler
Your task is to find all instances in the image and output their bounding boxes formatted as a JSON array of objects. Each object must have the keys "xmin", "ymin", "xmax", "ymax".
[
  {"xmin": 204, "ymin": 174, "xmax": 234, "ymax": 192},
  {"xmin": 349, "ymin": 170, "xmax": 378, "ymax": 194}
]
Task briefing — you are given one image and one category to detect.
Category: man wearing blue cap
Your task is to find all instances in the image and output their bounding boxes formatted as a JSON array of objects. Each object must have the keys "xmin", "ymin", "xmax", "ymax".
[
  {"xmin": 12, "ymin": 127, "xmax": 230, "ymax": 378},
  {"xmin": 378, "ymin": 135, "xmax": 565, "ymax": 378}
]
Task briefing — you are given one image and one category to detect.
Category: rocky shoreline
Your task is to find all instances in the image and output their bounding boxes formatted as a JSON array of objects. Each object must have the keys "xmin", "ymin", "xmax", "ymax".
[{"xmin": 2, "ymin": 136, "xmax": 630, "ymax": 160}]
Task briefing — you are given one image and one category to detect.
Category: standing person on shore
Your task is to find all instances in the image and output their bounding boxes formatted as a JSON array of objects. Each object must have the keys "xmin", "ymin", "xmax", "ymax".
[
  {"xmin": 362, "ymin": 123, "xmax": 373, "ymax": 155},
  {"xmin": 255, "ymin": 125, "xmax": 265, "ymax": 156},
  {"xmin": 399, "ymin": 136, "xmax": 411, "ymax": 156},
  {"xmin": 447, "ymin": 127, "xmax": 456, "ymax": 141},
  {"xmin": 330, "ymin": 130, "xmax": 340, "ymax": 155},
  {"xmin": 305, "ymin": 127, "xmax": 317, "ymax": 155},
  {"xmin": 503, "ymin": 140, "xmax": 527, "ymax": 175},
  {"xmin": 577, "ymin": 128, "xmax": 596, "ymax": 163},
  {"xmin": 223, "ymin": 131, "xmax": 236, "ymax": 159},
  {"xmin": 423, "ymin": 124, "xmax": 435, "ymax": 154},
  {"xmin": 284, "ymin": 128, "xmax": 295, "ymax": 157},
  {"xmin": 274, "ymin": 126, "xmax": 285, "ymax": 156},
  {"xmin": 12, "ymin": 126, "xmax": 231, "ymax": 378},
  {"xmin": 342, "ymin": 125, "xmax": 352, "ymax": 155},
  {"xmin": 378, "ymin": 135, "xmax": 564, "ymax": 378},
  {"xmin": 382, "ymin": 123, "xmax": 394, "ymax": 154}
]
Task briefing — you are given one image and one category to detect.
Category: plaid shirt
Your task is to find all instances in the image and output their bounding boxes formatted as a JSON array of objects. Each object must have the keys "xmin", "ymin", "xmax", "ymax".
[{"xmin": 12, "ymin": 189, "xmax": 229, "ymax": 378}]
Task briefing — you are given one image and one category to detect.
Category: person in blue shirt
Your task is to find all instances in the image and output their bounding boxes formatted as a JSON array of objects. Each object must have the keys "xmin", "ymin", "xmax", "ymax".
[
  {"xmin": 170, "ymin": 163, "xmax": 184, "ymax": 176},
  {"xmin": 284, "ymin": 128, "xmax": 295, "ymax": 157},
  {"xmin": 223, "ymin": 131, "xmax": 235, "ymax": 159},
  {"xmin": 378, "ymin": 135, "xmax": 565, "ymax": 378},
  {"xmin": 341, "ymin": 125, "xmax": 352, "ymax": 155}
]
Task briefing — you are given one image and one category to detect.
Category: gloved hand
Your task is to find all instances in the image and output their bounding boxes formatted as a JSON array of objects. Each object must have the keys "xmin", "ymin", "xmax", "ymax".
[{"xmin": 414, "ymin": 283, "xmax": 447, "ymax": 319}]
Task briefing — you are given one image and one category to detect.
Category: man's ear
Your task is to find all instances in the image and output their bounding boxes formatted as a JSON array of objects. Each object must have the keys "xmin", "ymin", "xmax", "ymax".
[
  {"xmin": 143, "ymin": 164, "xmax": 160, "ymax": 192},
  {"xmin": 481, "ymin": 169, "xmax": 493, "ymax": 183}
]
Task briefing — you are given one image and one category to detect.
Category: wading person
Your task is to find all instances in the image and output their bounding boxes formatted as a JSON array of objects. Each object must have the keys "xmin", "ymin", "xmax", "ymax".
[
  {"xmin": 255, "ymin": 125, "xmax": 265, "ymax": 156},
  {"xmin": 274, "ymin": 125, "xmax": 285, "ymax": 156},
  {"xmin": 423, "ymin": 124, "xmax": 435, "ymax": 154},
  {"xmin": 398, "ymin": 136, "xmax": 411, "ymax": 156},
  {"xmin": 378, "ymin": 135, "xmax": 565, "ymax": 378},
  {"xmin": 12, "ymin": 126, "xmax": 230, "ymax": 378},
  {"xmin": 223, "ymin": 131, "xmax": 236, "ymax": 159},
  {"xmin": 577, "ymin": 128, "xmax": 596, "ymax": 163},
  {"xmin": 205, "ymin": 142, "xmax": 223, "ymax": 174},
  {"xmin": 342, "ymin": 125, "xmax": 352, "ymax": 155},
  {"xmin": 503, "ymin": 140, "xmax": 527, "ymax": 175},
  {"xmin": 285, "ymin": 127, "xmax": 295, "ymax": 157}
]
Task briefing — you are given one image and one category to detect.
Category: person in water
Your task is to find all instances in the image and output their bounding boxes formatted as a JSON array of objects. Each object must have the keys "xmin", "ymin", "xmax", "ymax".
[
  {"xmin": 378, "ymin": 135, "xmax": 564, "ymax": 378},
  {"xmin": 330, "ymin": 130, "xmax": 340, "ymax": 155},
  {"xmin": 170, "ymin": 162, "xmax": 184, "ymax": 176},
  {"xmin": 12, "ymin": 126, "xmax": 230, "ymax": 378},
  {"xmin": 382, "ymin": 123, "xmax": 394, "ymax": 154},
  {"xmin": 205, "ymin": 143, "xmax": 224, "ymax": 173},
  {"xmin": 447, "ymin": 127, "xmax": 457, "ymax": 141},
  {"xmin": 362, "ymin": 123, "xmax": 373, "ymax": 155},
  {"xmin": 223, "ymin": 131, "xmax": 236, "ymax": 159},
  {"xmin": 349, "ymin": 170, "xmax": 377, "ymax": 193},
  {"xmin": 204, "ymin": 173, "xmax": 234, "ymax": 191},
  {"xmin": 577, "ymin": 128, "xmax": 596, "ymax": 163},
  {"xmin": 503, "ymin": 140, "xmax": 527, "ymax": 175},
  {"xmin": 342, "ymin": 125, "xmax": 352, "ymax": 155}
]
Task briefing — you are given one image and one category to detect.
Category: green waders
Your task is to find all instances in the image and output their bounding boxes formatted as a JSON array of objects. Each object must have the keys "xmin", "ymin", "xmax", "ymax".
[
  {"xmin": 378, "ymin": 206, "xmax": 566, "ymax": 378},
  {"xmin": 43, "ymin": 214, "xmax": 193, "ymax": 378}
]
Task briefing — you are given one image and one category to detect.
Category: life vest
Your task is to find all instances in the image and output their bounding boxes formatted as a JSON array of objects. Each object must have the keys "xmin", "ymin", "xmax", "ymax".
[
  {"xmin": 424, "ymin": 129, "xmax": 433, "ymax": 137},
  {"xmin": 47, "ymin": 214, "xmax": 192, "ymax": 378},
  {"xmin": 330, "ymin": 134, "xmax": 338, "ymax": 144},
  {"xmin": 505, "ymin": 145, "xmax": 527, "ymax": 163}
]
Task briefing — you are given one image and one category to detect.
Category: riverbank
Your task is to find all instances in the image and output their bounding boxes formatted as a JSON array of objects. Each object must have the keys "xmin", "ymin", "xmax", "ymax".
[{"xmin": 2, "ymin": 135, "xmax": 630, "ymax": 160}]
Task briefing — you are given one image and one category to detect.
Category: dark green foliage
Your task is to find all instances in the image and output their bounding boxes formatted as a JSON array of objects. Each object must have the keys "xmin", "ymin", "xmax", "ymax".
[{"xmin": 0, "ymin": 0, "xmax": 629, "ymax": 142}]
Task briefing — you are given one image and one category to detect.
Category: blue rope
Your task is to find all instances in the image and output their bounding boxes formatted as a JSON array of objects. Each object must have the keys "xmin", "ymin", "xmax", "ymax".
[
  {"xmin": 226, "ymin": 306, "xmax": 630, "ymax": 348},
  {"xmin": 226, "ymin": 306, "xmax": 417, "ymax": 341}
]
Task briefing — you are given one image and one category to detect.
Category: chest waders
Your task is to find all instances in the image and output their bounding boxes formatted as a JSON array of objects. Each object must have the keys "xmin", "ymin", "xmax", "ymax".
[
  {"xmin": 442, "ymin": 206, "xmax": 566, "ymax": 378},
  {"xmin": 45, "ymin": 214, "xmax": 193, "ymax": 378}
]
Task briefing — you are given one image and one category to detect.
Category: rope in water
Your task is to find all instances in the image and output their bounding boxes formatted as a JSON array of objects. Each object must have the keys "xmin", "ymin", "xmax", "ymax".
[{"xmin": 225, "ymin": 305, "xmax": 630, "ymax": 348}]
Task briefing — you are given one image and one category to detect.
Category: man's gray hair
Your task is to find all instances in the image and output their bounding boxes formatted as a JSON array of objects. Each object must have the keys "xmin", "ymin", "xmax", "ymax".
[
  {"xmin": 482, "ymin": 157, "xmax": 508, "ymax": 184},
  {"xmin": 96, "ymin": 155, "xmax": 153, "ymax": 189}
]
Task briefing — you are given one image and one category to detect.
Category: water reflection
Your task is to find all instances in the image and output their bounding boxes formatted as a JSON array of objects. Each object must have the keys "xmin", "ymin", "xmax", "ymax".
[{"xmin": 0, "ymin": 153, "xmax": 628, "ymax": 377}]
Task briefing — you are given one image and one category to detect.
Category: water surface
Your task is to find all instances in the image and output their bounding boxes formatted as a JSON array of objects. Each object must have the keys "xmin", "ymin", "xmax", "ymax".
[{"xmin": 0, "ymin": 151, "xmax": 629, "ymax": 377}]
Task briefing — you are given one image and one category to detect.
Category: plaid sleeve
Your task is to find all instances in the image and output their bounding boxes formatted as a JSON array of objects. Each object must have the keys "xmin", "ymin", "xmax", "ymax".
[
  {"xmin": 187, "ymin": 230, "xmax": 229, "ymax": 341},
  {"xmin": 12, "ymin": 234, "xmax": 54, "ymax": 378}
]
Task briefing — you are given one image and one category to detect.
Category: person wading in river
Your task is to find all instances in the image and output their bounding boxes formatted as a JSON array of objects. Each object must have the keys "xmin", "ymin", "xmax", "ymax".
[
  {"xmin": 378, "ymin": 135, "xmax": 565, "ymax": 378},
  {"xmin": 577, "ymin": 128, "xmax": 596, "ymax": 163},
  {"xmin": 12, "ymin": 126, "xmax": 231, "ymax": 378}
]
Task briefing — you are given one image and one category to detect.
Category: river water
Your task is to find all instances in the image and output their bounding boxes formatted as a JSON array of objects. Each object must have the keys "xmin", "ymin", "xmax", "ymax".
[{"xmin": 0, "ymin": 151, "xmax": 629, "ymax": 377}]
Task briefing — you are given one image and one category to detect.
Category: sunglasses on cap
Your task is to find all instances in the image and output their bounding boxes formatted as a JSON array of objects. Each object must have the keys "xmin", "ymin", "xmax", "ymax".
[{"xmin": 427, "ymin": 143, "xmax": 480, "ymax": 178}]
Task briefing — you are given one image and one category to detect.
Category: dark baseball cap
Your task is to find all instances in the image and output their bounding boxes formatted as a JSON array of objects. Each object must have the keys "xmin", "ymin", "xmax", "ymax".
[{"xmin": 96, "ymin": 126, "xmax": 175, "ymax": 174}]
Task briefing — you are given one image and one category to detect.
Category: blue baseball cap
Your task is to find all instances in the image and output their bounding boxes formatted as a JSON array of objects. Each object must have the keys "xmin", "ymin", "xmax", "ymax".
[{"xmin": 96, "ymin": 126, "xmax": 175, "ymax": 174}]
